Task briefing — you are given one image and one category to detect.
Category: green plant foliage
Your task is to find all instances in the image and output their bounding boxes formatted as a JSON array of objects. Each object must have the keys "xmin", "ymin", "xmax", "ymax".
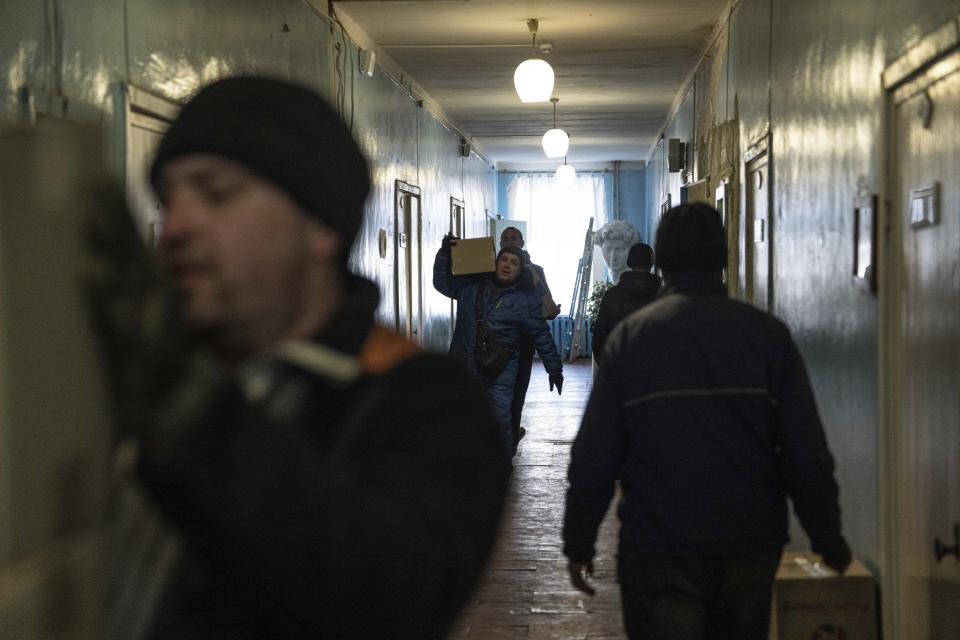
[{"xmin": 586, "ymin": 280, "xmax": 614, "ymax": 324}]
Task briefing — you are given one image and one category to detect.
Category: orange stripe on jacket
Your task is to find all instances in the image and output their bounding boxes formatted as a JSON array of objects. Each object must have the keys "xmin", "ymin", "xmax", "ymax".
[{"xmin": 358, "ymin": 325, "xmax": 421, "ymax": 375}]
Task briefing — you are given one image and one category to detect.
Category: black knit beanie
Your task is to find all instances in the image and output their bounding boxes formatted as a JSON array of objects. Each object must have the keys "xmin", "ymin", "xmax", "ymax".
[
  {"xmin": 655, "ymin": 203, "xmax": 727, "ymax": 273},
  {"xmin": 626, "ymin": 243, "xmax": 655, "ymax": 269},
  {"xmin": 150, "ymin": 76, "xmax": 370, "ymax": 247},
  {"xmin": 497, "ymin": 245, "xmax": 525, "ymax": 264}
]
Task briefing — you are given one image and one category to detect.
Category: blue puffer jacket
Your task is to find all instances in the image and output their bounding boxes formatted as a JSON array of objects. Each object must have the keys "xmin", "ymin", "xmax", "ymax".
[{"xmin": 433, "ymin": 246, "xmax": 562, "ymax": 444}]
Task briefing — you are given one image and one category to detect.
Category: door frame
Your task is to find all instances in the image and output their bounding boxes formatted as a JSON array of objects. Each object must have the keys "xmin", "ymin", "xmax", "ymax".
[
  {"xmin": 394, "ymin": 180, "xmax": 423, "ymax": 342},
  {"xmin": 741, "ymin": 132, "xmax": 772, "ymax": 306},
  {"xmin": 110, "ymin": 83, "xmax": 179, "ymax": 245},
  {"xmin": 879, "ymin": 18, "xmax": 960, "ymax": 638}
]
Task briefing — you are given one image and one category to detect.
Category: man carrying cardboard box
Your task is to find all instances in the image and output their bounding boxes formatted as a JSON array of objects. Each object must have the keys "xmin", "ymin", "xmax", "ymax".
[
  {"xmin": 499, "ymin": 226, "xmax": 561, "ymax": 453},
  {"xmin": 434, "ymin": 236, "xmax": 563, "ymax": 458}
]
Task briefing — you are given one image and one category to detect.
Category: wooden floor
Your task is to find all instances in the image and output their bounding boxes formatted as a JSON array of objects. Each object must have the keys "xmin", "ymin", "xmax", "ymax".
[{"xmin": 454, "ymin": 360, "xmax": 625, "ymax": 639}]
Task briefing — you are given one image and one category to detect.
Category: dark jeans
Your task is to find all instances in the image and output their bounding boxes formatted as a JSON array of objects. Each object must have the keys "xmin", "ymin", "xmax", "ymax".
[
  {"xmin": 510, "ymin": 338, "xmax": 536, "ymax": 447},
  {"xmin": 617, "ymin": 548, "xmax": 781, "ymax": 640}
]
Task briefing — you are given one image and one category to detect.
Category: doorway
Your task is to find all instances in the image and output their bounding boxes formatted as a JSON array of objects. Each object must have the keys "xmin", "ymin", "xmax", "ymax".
[
  {"xmin": 882, "ymin": 25, "xmax": 960, "ymax": 639},
  {"xmin": 449, "ymin": 197, "xmax": 466, "ymax": 329},
  {"xmin": 743, "ymin": 137, "xmax": 771, "ymax": 311},
  {"xmin": 395, "ymin": 181, "xmax": 423, "ymax": 344},
  {"xmin": 111, "ymin": 84, "xmax": 179, "ymax": 246}
]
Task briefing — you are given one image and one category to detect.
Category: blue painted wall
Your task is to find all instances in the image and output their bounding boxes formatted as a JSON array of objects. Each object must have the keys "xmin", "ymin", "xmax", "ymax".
[
  {"xmin": 0, "ymin": 0, "xmax": 497, "ymax": 354},
  {"xmin": 617, "ymin": 169, "xmax": 647, "ymax": 241},
  {"xmin": 640, "ymin": 0, "xmax": 960, "ymax": 575}
]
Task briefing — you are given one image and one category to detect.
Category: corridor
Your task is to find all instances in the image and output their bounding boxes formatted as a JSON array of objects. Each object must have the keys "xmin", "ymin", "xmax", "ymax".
[
  {"xmin": 455, "ymin": 362, "xmax": 625, "ymax": 639},
  {"xmin": 2, "ymin": 0, "xmax": 960, "ymax": 637}
]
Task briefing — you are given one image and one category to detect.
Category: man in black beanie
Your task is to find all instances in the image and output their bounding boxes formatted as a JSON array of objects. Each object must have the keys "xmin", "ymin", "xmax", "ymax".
[
  {"xmin": 107, "ymin": 76, "xmax": 508, "ymax": 639},
  {"xmin": 590, "ymin": 242, "xmax": 661, "ymax": 362},
  {"xmin": 563, "ymin": 203, "xmax": 851, "ymax": 639}
]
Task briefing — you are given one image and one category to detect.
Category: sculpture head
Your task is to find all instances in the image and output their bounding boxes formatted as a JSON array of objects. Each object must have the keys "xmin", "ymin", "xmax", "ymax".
[{"xmin": 595, "ymin": 220, "xmax": 641, "ymax": 282}]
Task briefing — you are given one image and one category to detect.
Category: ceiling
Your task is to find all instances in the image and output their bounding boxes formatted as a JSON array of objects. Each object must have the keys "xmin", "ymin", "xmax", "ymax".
[{"xmin": 333, "ymin": 0, "xmax": 728, "ymax": 167}]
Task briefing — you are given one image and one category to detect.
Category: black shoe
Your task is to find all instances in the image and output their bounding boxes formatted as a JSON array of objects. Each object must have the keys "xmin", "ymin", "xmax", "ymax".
[{"xmin": 518, "ymin": 427, "xmax": 527, "ymax": 442}]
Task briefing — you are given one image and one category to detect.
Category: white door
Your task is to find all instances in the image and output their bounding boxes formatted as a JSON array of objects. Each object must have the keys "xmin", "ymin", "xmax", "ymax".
[
  {"xmin": 744, "ymin": 152, "xmax": 770, "ymax": 311},
  {"xmin": 885, "ymin": 39, "xmax": 960, "ymax": 640},
  {"xmin": 450, "ymin": 198, "xmax": 465, "ymax": 329},
  {"xmin": 395, "ymin": 182, "xmax": 423, "ymax": 344}
]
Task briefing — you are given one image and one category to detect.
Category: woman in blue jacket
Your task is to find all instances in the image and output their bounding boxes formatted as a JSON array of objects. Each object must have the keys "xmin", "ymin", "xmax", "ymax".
[{"xmin": 434, "ymin": 238, "xmax": 563, "ymax": 456}]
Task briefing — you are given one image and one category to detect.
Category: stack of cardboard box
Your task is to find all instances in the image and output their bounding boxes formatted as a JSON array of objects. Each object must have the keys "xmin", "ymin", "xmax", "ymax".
[{"xmin": 770, "ymin": 551, "xmax": 877, "ymax": 640}]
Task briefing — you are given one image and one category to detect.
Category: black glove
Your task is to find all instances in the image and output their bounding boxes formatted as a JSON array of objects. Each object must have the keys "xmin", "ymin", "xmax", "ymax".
[
  {"xmin": 816, "ymin": 536, "xmax": 852, "ymax": 574},
  {"xmin": 441, "ymin": 233, "xmax": 459, "ymax": 252},
  {"xmin": 549, "ymin": 372, "xmax": 564, "ymax": 395},
  {"xmin": 81, "ymin": 179, "xmax": 223, "ymax": 443}
]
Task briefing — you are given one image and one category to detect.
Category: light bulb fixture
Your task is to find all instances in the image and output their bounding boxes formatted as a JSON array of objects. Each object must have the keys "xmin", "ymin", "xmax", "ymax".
[
  {"xmin": 542, "ymin": 97, "xmax": 570, "ymax": 158},
  {"xmin": 556, "ymin": 158, "xmax": 576, "ymax": 186},
  {"xmin": 514, "ymin": 19, "xmax": 555, "ymax": 103}
]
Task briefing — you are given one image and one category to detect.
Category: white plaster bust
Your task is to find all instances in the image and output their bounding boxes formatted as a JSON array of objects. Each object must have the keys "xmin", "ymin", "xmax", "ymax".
[{"xmin": 595, "ymin": 220, "xmax": 641, "ymax": 283}]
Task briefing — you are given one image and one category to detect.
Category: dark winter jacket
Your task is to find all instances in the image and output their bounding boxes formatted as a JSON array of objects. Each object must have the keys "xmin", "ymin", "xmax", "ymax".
[
  {"xmin": 591, "ymin": 270, "xmax": 662, "ymax": 359},
  {"xmin": 521, "ymin": 250, "xmax": 561, "ymax": 320},
  {"xmin": 136, "ymin": 275, "xmax": 508, "ymax": 640},
  {"xmin": 433, "ymin": 248, "xmax": 563, "ymax": 427},
  {"xmin": 563, "ymin": 271, "xmax": 849, "ymax": 566}
]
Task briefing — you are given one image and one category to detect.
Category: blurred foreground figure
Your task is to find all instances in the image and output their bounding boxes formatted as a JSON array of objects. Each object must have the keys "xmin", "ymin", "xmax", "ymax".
[
  {"xmin": 102, "ymin": 76, "xmax": 507, "ymax": 639},
  {"xmin": 563, "ymin": 204, "xmax": 850, "ymax": 640}
]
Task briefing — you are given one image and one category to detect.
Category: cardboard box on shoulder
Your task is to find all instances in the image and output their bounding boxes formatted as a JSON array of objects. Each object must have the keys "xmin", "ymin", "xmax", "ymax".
[
  {"xmin": 451, "ymin": 237, "xmax": 496, "ymax": 275},
  {"xmin": 770, "ymin": 551, "xmax": 877, "ymax": 640}
]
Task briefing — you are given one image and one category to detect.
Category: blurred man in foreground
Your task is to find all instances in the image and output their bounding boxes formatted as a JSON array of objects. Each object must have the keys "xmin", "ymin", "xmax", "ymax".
[{"xmin": 102, "ymin": 76, "xmax": 507, "ymax": 639}]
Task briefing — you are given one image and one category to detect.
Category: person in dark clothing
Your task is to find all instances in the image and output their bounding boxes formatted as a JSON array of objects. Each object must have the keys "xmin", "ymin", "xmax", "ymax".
[
  {"xmin": 562, "ymin": 203, "xmax": 851, "ymax": 640},
  {"xmin": 590, "ymin": 242, "xmax": 661, "ymax": 361},
  {"xmin": 97, "ymin": 76, "xmax": 509, "ymax": 640},
  {"xmin": 499, "ymin": 226, "xmax": 561, "ymax": 452},
  {"xmin": 434, "ymin": 240, "xmax": 563, "ymax": 456}
]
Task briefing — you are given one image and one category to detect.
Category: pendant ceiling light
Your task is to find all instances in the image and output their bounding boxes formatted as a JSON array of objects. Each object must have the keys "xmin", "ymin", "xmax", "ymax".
[
  {"xmin": 556, "ymin": 158, "xmax": 576, "ymax": 186},
  {"xmin": 542, "ymin": 97, "xmax": 570, "ymax": 158},
  {"xmin": 514, "ymin": 19, "xmax": 554, "ymax": 103}
]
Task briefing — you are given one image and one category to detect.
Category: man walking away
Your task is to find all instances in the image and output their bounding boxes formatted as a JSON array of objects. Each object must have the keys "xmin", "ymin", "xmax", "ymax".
[
  {"xmin": 500, "ymin": 226, "xmax": 561, "ymax": 452},
  {"xmin": 590, "ymin": 242, "xmax": 661, "ymax": 362},
  {"xmin": 562, "ymin": 203, "xmax": 851, "ymax": 640}
]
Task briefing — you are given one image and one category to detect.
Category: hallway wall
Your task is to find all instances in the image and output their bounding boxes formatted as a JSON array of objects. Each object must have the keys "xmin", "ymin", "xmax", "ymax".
[
  {"xmin": 617, "ymin": 168, "xmax": 648, "ymax": 239},
  {"xmin": 0, "ymin": 0, "xmax": 496, "ymax": 352},
  {"xmin": 642, "ymin": 0, "xmax": 960, "ymax": 572}
]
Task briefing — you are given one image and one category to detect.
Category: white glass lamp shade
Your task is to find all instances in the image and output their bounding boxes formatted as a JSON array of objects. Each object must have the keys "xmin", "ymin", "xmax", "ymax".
[
  {"xmin": 514, "ymin": 58, "xmax": 555, "ymax": 103},
  {"xmin": 555, "ymin": 163, "xmax": 576, "ymax": 186},
  {"xmin": 542, "ymin": 128, "xmax": 570, "ymax": 158}
]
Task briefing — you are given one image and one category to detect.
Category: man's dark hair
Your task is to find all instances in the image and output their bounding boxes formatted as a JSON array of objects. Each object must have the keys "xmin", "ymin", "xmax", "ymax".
[
  {"xmin": 501, "ymin": 226, "xmax": 524, "ymax": 241},
  {"xmin": 626, "ymin": 243, "xmax": 655, "ymax": 269},
  {"xmin": 497, "ymin": 245, "xmax": 524, "ymax": 263},
  {"xmin": 654, "ymin": 203, "xmax": 727, "ymax": 273}
]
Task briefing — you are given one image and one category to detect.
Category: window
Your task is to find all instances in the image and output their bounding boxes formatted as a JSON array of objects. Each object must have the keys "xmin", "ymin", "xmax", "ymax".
[{"xmin": 506, "ymin": 173, "xmax": 607, "ymax": 311}]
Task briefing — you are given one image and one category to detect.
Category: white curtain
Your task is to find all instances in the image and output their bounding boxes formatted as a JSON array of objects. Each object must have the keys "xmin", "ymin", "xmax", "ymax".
[{"xmin": 506, "ymin": 173, "xmax": 607, "ymax": 312}]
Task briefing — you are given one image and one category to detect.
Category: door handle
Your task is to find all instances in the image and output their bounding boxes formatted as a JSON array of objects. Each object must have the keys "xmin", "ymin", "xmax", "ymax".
[{"xmin": 934, "ymin": 523, "xmax": 959, "ymax": 563}]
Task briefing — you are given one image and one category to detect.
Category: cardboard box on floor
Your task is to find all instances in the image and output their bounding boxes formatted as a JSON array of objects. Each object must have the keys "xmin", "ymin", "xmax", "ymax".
[
  {"xmin": 451, "ymin": 237, "xmax": 496, "ymax": 275},
  {"xmin": 770, "ymin": 551, "xmax": 877, "ymax": 640}
]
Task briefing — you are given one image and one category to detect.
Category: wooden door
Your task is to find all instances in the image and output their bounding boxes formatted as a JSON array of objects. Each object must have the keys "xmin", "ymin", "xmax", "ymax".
[
  {"xmin": 885, "ymin": 39, "xmax": 960, "ymax": 640},
  {"xmin": 744, "ymin": 151, "xmax": 770, "ymax": 311}
]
